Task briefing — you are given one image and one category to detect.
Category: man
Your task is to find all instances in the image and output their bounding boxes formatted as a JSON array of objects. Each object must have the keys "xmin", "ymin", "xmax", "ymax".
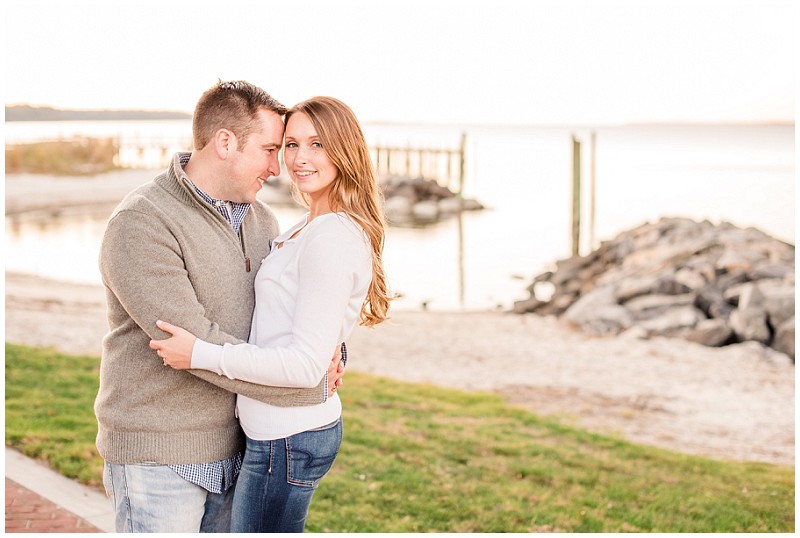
[{"xmin": 94, "ymin": 80, "xmax": 344, "ymax": 533}]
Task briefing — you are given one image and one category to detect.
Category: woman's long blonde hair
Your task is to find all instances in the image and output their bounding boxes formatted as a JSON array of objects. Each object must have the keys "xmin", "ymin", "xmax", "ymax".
[{"xmin": 286, "ymin": 96, "xmax": 391, "ymax": 326}]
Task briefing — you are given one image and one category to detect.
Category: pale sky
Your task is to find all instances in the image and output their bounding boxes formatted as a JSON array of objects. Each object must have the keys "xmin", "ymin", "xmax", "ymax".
[{"xmin": 4, "ymin": 0, "xmax": 796, "ymax": 125}]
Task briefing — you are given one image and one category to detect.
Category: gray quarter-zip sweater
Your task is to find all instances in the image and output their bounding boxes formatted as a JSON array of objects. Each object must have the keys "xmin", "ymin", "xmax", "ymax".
[{"xmin": 95, "ymin": 152, "xmax": 325, "ymax": 465}]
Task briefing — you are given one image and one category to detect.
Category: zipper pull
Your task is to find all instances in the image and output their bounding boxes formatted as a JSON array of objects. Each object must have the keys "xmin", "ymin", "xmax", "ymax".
[{"xmin": 245, "ymin": 257, "xmax": 251, "ymax": 272}]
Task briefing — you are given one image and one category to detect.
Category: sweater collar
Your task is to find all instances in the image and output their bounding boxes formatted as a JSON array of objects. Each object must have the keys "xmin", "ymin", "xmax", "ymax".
[{"xmin": 155, "ymin": 151, "xmax": 202, "ymax": 207}]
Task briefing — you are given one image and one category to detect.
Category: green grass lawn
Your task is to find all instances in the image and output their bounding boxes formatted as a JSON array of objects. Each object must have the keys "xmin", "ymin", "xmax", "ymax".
[{"xmin": 5, "ymin": 343, "xmax": 795, "ymax": 532}]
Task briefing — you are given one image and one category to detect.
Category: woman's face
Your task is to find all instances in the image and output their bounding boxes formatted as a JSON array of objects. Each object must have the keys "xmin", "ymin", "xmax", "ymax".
[{"xmin": 284, "ymin": 112, "xmax": 338, "ymax": 200}]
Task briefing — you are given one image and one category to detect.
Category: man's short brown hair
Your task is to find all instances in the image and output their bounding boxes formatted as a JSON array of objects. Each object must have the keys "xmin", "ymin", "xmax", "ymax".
[{"xmin": 192, "ymin": 80, "xmax": 287, "ymax": 150}]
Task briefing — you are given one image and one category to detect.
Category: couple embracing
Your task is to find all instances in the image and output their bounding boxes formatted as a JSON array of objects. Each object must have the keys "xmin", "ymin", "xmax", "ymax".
[{"xmin": 94, "ymin": 80, "xmax": 391, "ymax": 532}]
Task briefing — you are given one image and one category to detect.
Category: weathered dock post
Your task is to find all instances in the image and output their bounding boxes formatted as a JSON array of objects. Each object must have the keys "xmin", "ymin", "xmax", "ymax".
[
  {"xmin": 458, "ymin": 132, "xmax": 467, "ymax": 197},
  {"xmin": 571, "ymin": 135, "xmax": 581, "ymax": 256},
  {"xmin": 370, "ymin": 134, "xmax": 468, "ymax": 197},
  {"xmin": 589, "ymin": 130, "xmax": 597, "ymax": 251}
]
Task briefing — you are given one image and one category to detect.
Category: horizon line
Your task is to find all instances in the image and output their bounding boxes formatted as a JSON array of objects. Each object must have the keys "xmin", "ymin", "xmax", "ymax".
[{"xmin": 5, "ymin": 103, "xmax": 794, "ymax": 129}]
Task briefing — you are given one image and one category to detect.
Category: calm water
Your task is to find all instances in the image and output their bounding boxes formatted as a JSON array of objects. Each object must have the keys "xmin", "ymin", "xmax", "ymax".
[{"xmin": 5, "ymin": 120, "xmax": 795, "ymax": 311}]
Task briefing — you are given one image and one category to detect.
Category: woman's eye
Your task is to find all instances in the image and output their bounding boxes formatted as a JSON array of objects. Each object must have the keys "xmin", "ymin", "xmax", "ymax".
[
  {"xmin": 286, "ymin": 142, "xmax": 297, "ymax": 149},
  {"xmin": 312, "ymin": 141, "xmax": 323, "ymax": 148}
]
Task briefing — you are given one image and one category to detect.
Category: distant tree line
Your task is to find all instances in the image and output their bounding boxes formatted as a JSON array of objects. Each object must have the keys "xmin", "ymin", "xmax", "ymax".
[{"xmin": 6, "ymin": 105, "xmax": 191, "ymax": 121}]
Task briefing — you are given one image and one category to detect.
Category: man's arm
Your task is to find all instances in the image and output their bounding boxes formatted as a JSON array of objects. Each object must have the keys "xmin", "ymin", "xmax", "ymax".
[{"xmin": 101, "ymin": 208, "xmax": 326, "ymax": 405}]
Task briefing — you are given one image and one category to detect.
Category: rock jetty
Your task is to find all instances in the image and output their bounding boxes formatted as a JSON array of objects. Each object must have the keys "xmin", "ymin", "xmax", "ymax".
[
  {"xmin": 261, "ymin": 173, "xmax": 485, "ymax": 226},
  {"xmin": 381, "ymin": 174, "xmax": 485, "ymax": 225},
  {"xmin": 514, "ymin": 217, "xmax": 795, "ymax": 361}
]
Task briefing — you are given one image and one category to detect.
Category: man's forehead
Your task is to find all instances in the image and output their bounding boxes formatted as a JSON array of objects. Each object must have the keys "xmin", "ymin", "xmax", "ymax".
[
  {"xmin": 252, "ymin": 110, "xmax": 285, "ymax": 140},
  {"xmin": 254, "ymin": 108, "xmax": 284, "ymax": 126}
]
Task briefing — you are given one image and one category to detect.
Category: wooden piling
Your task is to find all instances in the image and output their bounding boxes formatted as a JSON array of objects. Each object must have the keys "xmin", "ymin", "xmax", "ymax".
[
  {"xmin": 571, "ymin": 135, "xmax": 581, "ymax": 257},
  {"xmin": 368, "ymin": 133, "xmax": 467, "ymax": 194},
  {"xmin": 589, "ymin": 131, "xmax": 596, "ymax": 251},
  {"xmin": 458, "ymin": 132, "xmax": 466, "ymax": 197}
]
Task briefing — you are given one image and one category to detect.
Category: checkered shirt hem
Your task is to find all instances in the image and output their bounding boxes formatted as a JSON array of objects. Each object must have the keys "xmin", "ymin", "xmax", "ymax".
[{"xmin": 169, "ymin": 452, "xmax": 242, "ymax": 494}]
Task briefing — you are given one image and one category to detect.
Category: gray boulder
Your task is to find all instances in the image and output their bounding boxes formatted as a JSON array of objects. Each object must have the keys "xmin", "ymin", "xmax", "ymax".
[
  {"xmin": 751, "ymin": 263, "xmax": 792, "ymax": 281},
  {"xmin": 637, "ymin": 305, "xmax": 707, "ymax": 336},
  {"xmin": 563, "ymin": 286, "xmax": 633, "ymax": 334},
  {"xmin": 624, "ymin": 293, "xmax": 696, "ymax": 322},
  {"xmin": 694, "ymin": 284, "xmax": 735, "ymax": 320},
  {"xmin": 762, "ymin": 285, "xmax": 795, "ymax": 328},
  {"xmin": 514, "ymin": 217, "xmax": 794, "ymax": 355},
  {"xmin": 384, "ymin": 196, "xmax": 413, "ymax": 222},
  {"xmin": 685, "ymin": 318, "xmax": 734, "ymax": 347},
  {"xmin": 512, "ymin": 296, "xmax": 545, "ymax": 314},
  {"xmin": 674, "ymin": 267, "xmax": 708, "ymax": 291},
  {"xmin": 411, "ymin": 200, "xmax": 439, "ymax": 221},
  {"xmin": 772, "ymin": 317, "xmax": 795, "ymax": 360},
  {"xmin": 728, "ymin": 283, "xmax": 770, "ymax": 343},
  {"xmin": 437, "ymin": 197, "xmax": 461, "ymax": 215}
]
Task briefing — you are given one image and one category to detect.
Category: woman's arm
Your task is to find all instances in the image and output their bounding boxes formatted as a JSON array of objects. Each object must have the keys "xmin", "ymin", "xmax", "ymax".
[
  {"xmin": 151, "ymin": 229, "xmax": 368, "ymax": 388},
  {"xmin": 105, "ymin": 208, "xmax": 328, "ymax": 404}
]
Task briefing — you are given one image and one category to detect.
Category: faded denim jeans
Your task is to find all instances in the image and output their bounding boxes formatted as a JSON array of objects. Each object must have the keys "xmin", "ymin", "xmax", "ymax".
[
  {"xmin": 231, "ymin": 417, "xmax": 343, "ymax": 533},
  {"xmin": 103, "ymin": 462, "xmax": 234, "ymax": 533}
]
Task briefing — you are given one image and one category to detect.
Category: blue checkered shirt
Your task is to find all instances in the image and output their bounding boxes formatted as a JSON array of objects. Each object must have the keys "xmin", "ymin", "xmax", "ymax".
[
  {"xmin": 169, "ymin": 154, "xmax": 249, "ymax": 493},
  {"xmin": 180, "ymin": 154, "xmax": 250, "ymax": 234}
]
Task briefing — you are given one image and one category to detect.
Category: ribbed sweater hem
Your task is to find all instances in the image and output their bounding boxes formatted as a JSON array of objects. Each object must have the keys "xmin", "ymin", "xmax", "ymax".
[{"xmin": 96, "ymin": 422, "xmax": 244, "ymax": 465}]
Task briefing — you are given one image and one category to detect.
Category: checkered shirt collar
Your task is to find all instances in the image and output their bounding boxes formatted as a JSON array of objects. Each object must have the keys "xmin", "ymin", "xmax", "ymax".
[{"xmin": 179, "ymin": 154, "xmax": 250, "ymax": 235}]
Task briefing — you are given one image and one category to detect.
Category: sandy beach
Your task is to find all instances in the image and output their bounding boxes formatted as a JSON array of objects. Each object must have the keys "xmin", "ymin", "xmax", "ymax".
[{"xmin": 4, "ymin": 172, "xmax": 795, "ymax": 466}]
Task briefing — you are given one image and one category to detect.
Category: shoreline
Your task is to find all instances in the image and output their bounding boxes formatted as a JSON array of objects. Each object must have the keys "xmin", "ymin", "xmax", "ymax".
[
  {"xmin": 5, "ymin": 270, "xmax": 794, "ymax": 466},
  {"xmin": 4, "ymin": 173, "xmax": 795, "ymax": 466}
]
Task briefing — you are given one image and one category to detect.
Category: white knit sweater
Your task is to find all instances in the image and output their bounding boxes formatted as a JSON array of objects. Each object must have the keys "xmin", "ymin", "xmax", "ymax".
[{"xmin": 193, "ymin": 212, "xmax": 372, "ymax": 440}]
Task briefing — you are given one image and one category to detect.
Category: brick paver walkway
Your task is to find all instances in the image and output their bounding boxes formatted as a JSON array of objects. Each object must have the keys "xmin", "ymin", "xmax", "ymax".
[{"xmin": 5, "ymin": 478, "xmax": 103, "ymax": 533}]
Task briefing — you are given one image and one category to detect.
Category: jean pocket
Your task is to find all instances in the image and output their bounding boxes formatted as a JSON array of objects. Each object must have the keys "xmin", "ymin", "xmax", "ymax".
[{"xmin": 285, "ymin": 418, "xmax": 343, "ymax": 488}]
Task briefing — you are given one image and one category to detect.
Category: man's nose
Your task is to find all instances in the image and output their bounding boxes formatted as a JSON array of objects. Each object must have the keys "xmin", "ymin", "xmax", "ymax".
[{"xmin": 268, "ymin": 154, "xmax": 281, "ymax": 176}]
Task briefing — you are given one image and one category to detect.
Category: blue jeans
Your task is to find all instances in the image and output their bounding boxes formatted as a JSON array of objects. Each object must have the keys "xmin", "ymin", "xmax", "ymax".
[
  {"xmin": 103, "ymin": 462, "xmax": 234, "ymax": 533},
  {"xmin": 231, "ymin": 417, "xmax": 343, "ymax": 533}
]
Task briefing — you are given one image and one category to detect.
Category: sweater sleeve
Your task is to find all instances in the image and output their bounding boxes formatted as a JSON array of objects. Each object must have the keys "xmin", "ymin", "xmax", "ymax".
[
  {"xmin": 101, "ymin": 209, "xmax": 242, "ymax": 345},
  {"xmin": 100, "ymin": 208, "xmax": 327, "ymax": 405},
  {"xmin": 191, "ymin": 228, "xmax": 367, "ymax": 388}
]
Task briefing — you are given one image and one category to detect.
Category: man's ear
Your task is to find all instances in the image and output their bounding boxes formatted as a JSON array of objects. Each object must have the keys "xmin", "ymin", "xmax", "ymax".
[{"xmin": 213, "ymin": 129, "xmax": 237, "ymax": 159}]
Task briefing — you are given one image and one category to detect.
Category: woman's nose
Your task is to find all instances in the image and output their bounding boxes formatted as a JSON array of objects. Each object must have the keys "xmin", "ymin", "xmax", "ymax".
[{"xmin": 295, "ymin": 146, "xmax": 309, "ymax": 162}]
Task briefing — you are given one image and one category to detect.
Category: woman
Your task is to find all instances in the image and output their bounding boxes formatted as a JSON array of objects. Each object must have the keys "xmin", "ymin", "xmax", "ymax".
[{"xmin": 150, "ymin": 96, "xmax": 391, "ymax": 532}]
